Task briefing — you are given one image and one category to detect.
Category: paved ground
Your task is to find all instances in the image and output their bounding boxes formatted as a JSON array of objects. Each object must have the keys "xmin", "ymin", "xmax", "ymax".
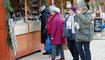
[{"xmin": 19, "ymin": 40, "xmax": 105, "ymax": 60}]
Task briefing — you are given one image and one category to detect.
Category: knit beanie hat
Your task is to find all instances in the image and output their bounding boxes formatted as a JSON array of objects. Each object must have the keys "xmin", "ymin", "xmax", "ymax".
[
  {"xmin": 77, "ymin": 1, "xmax": 88, "ymax": 10},
  {"xmin": 70, "ymin": 6, "xmax": 77, "ymax": 13},
  {"xmin": 49, "ymin": 5, "xmax": 60, "ymax": 13}
]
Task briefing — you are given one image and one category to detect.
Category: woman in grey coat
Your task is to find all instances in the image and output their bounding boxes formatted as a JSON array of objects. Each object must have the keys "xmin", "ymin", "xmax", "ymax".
[{"xmin": 75, "ymin": 1, "xmax": 93, "ymax": 60}]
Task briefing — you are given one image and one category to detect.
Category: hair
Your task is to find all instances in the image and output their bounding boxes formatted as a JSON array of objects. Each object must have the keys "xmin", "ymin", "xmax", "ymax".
[{"xmin": 49, "ymin": 5, "xmax": 60, "ymax": 13}]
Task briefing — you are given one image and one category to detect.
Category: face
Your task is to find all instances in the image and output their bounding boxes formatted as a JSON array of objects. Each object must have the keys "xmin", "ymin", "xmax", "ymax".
[
  {"xmin": 67, "ymin": 9, "xmax": 74, "ymax": 15},
  {"xmin": 49, "ymin": 8, "xmax": 54, "ymax": 15},
  {"xmin": 49, "ymin": 8, "xmax": 53, "ymax": 13}
]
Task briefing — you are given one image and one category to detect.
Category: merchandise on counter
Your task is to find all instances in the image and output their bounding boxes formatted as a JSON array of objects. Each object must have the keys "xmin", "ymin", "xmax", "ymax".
[{"xmin": 8, "ymin": 19, "xmax": 17, "ymax": 56}]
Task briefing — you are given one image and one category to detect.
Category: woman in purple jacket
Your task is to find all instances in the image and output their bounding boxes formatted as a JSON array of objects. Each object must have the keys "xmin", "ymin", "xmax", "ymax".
[{"xmin": 49, "ymin": 6, "xmax": 65, "ymax": 60}]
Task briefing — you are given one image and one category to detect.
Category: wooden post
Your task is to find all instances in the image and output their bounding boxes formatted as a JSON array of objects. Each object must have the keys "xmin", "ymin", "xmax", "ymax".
[
  {"xmin": 61, "ymin": 0, "xmax": 63, "ymax": 14},
  {"xmin": 25, "ymin": 0, "xmax": 29, "ymax": 32},
  {"xmin": 0, "ymin": 0, "xmax": 14, "ymax": 60},
  {"xmin": 73, "ymin": 0, "xmax": 77, "ymax": 7},
  {"xmin": 25, "ymin": 0, "xmax": 28, "ymax": 24},
  {"xmin": 40, "ymin": 0, "xmax": 42, "ymax": 6}
]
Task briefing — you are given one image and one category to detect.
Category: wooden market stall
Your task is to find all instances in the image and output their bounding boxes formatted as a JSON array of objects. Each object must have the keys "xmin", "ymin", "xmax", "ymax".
[
  {"xmin": 9, "ymin": 0, "xmax": 43, "ymax": 58},
  {"xmin": 0, "ymin": 0, "xmax": 43, "ymax": 59}
]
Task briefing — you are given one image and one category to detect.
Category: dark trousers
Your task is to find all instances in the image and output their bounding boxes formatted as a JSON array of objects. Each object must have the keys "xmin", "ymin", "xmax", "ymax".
[
  {"xmin": 76, "ymin": 42, "xmax": 91, "ymax": 60},
  {"xmin": 52, "ymin": 44, "xmax": 64, "ymax": 59},
  {"xmin": 67, "ymin": 38, "xmax": 79, "ymax": 60}
]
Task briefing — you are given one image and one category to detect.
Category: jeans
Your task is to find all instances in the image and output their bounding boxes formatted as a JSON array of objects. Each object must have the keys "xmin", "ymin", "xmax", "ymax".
[
  {"xmin": 67, "ymin": 38, "xmax": 79, "ymax": 60},
  {"xmin": 52, "ymin": 44, "xmax": 64, "ymax": 59},
  {"xmin": 76, "ymin": 42, "xmax": 91, "ymax": 60}
]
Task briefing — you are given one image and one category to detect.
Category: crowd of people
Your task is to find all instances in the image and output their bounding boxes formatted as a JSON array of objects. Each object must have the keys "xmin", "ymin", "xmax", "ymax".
[{"xmin": 40, "ymin": 1, "xmax": 93, "ymax": 60}]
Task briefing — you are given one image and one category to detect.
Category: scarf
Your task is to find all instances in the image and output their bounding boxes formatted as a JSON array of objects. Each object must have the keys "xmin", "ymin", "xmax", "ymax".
[{"xmin": 66, "ymin": 14, "xmax": 75, "ymax": 34}]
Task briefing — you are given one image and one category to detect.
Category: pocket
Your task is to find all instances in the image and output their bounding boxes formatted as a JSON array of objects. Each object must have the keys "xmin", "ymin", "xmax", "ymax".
[{"xmin": 80, "ymin": 29, "xmax": 89, "ymax": 35}]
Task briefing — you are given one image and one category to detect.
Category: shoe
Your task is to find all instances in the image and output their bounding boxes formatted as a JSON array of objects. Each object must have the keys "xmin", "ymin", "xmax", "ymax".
[
  {"xmin": 57, "ymin": 58, "xmax": 65, "ymax": 60},
  {"xmin": 52, "ymin": 58, "xmax": 55, "ymax": 60},
  {"xmin": 43, "ymin": 51, "xmax": 50, "ymax": 55}
]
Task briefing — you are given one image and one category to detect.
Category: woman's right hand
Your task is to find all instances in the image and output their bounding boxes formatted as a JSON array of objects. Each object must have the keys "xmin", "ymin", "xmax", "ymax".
[
  {"xmin": 45, "ymin": 26, "xmax": 47, "ymax": 29},
  {"xmin": 51, "ymin": 37, "xmax": 54, "ymax": 40}
]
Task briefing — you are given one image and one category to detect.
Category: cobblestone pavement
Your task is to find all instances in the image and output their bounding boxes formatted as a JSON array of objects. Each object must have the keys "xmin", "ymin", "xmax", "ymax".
[{"xmin": 19, "ymin": 40, "xmax": 105, "ymax": 60}]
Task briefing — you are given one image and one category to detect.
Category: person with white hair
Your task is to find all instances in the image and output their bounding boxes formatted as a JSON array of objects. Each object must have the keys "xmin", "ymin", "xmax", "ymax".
[{"xmin": 48, "ymin": 6, "xmax": 65, "ymax": 60}]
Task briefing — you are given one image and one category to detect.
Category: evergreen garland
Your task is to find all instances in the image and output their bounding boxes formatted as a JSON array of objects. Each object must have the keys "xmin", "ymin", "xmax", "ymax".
[
  {"xmin": 2, "ymin": 0, "xmax": 13, "ymax": 48},
  {"xmin": 42, "ymin": 0, "xmax": 47, "ymax": 5}
]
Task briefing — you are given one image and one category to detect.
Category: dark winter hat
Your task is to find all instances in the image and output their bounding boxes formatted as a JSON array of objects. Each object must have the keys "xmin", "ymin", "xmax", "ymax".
[{"xmin": 70, "ymin": 6, "xmax": 77, "ymax": 13}]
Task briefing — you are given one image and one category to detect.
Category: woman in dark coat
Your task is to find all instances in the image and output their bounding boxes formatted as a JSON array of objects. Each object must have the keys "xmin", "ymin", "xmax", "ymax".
[
  {"xmin": 63, "ymin": 7, "xmax": 79, "ymax": 60},
  {"xmin": 40, "ymin": 5, "xmax": 50, "ymax": 55},
  {"xmin": 40, "ymin": 6, "xmax": 50, "ymax": 44}
]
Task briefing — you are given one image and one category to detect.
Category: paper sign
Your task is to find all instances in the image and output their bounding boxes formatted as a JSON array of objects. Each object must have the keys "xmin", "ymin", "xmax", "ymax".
[{"xmin": 66, "ymin": 1, "xmax": 71, "ymax": 8}]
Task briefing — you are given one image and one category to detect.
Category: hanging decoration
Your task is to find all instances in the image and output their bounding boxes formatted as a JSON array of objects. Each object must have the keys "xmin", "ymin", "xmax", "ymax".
[
  {"xmin": 2, "ymin": 0, "xmax": 13, "ymax": 48},
  {"xmin": 48, "ymin": 0, "xmax": 52, "ymax": 6},
  {"xmin": 42, "ymin": 0, "xmax": 47, "ymax": 5}
]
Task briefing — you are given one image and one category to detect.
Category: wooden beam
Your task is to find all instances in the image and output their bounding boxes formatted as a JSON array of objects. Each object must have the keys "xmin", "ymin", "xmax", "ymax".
[
  {"xmin": 0, "ymin": 1, "xmax": 14, "ymax": 60},
  {"xmin": 25, "ymin": 0, "xmax": 28, "ymax": 24},
  {"xmin": 40, "ymin": 0, "xmax": 42, "ymax": 6},
  {"xmin": 25, "ymin": 0, "xmax": 29, "ymax": 32},
  {"xmin": 73, "ymin": 0, "xmax": 77, "ymax": 7},
  {"xmin": 61, "ymin": 0, "xmax": 63, "ymax": 14}
]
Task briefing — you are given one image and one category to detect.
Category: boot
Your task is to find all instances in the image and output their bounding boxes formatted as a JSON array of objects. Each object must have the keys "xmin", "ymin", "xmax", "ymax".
[{"xmin": 57, "ymin": 58, "xmax": 65, "ymax": 60}]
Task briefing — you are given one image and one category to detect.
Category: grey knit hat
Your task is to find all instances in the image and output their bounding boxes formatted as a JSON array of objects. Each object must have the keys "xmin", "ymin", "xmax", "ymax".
[{"xmin": 77, "ymin": 1, "xmax": 88, "ymax": 10}]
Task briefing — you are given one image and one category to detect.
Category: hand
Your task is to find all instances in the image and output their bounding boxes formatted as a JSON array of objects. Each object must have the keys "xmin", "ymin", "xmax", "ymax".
[
  {"xmin": 45, "ymin": 26, "xmax": 47, "ymax": 29},
  {"xmin": 76, "ymin": 10, "xmax": 81, "ymax": 14},
  {"xmin": 39, "ymin": 13, "xmax": 42, "ymax": 16},
  {"xmin": 76, "ymin": 8, "xmax": 82, "ymax": 14},
  {"xmin": 51, "ymin": 37, "xmax": 54, "ymax": 40},
  {"xmin": 74, "ymin": 22, "xmax": 80, "ymax": 30}
]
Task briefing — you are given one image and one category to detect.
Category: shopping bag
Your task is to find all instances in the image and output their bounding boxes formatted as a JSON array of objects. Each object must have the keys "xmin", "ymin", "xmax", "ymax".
[
  {"xmin": 44, "ymin": 35, "xmax": 52, "ymax": 51},
  {"xmin": 63, "ymin": 40, "xmax": 68, "ymax": 50}
]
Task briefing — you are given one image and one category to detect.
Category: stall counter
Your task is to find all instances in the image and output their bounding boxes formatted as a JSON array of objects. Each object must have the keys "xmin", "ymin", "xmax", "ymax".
[{"xmin": 14, "ymin": 21, "xmax": 43, "ymax": 58}]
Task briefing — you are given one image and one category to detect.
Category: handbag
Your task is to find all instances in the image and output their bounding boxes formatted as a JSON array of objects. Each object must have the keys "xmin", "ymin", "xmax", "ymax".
[
  {"xmin": 63, "ymin": 28, "xmax": 71, "ymax": 38},
  {"xmin": 63, "ymin": 15, "xmax": 71, "ymax": 38},
  {"xmin": 44, "ymin": 35, "xmax": 52, "ymax": 51}
]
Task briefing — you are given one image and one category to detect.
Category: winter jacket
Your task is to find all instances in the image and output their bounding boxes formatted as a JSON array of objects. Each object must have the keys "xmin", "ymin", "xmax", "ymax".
[
  {"xmin": 75, "ymin": 10, "xmax": 93, "ymax": 42},
  {"xmin": 46, "ymin": 15, "xmax": 53, "ymax": 34},
  {"xmin": 63, "ymin": 14, "xmax": 76, "ymax": 40},
  {"xmin": 50, "ymin": 13, "xmax": 65, "ymax": 45},
  {"xmin": 40, "ymin": 7, "xmax": 50, "ymax": 43},
  {"xmin": 102, "ymin": 23, "xmax": 105, "ymax": 29}
]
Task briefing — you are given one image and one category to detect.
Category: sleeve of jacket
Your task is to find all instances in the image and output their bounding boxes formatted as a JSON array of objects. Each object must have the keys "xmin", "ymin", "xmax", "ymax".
[
  {"xmin": 102, "ymin": 23, "xmax": 105, "ymax": 29},
  {"xmin": 63, "ymin": 19, "xmax": 66, "ymax": 29},
  {"xmin": 64, "ymin": 15, "xmax": 69, "ymax": 29},
  {"xmin": 51, "ymin": 20, "xmax": 58, "ymax": 39},
  {"xmin": 78, "ymin": 11, "xmax": 92, "ymax": 24}
]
